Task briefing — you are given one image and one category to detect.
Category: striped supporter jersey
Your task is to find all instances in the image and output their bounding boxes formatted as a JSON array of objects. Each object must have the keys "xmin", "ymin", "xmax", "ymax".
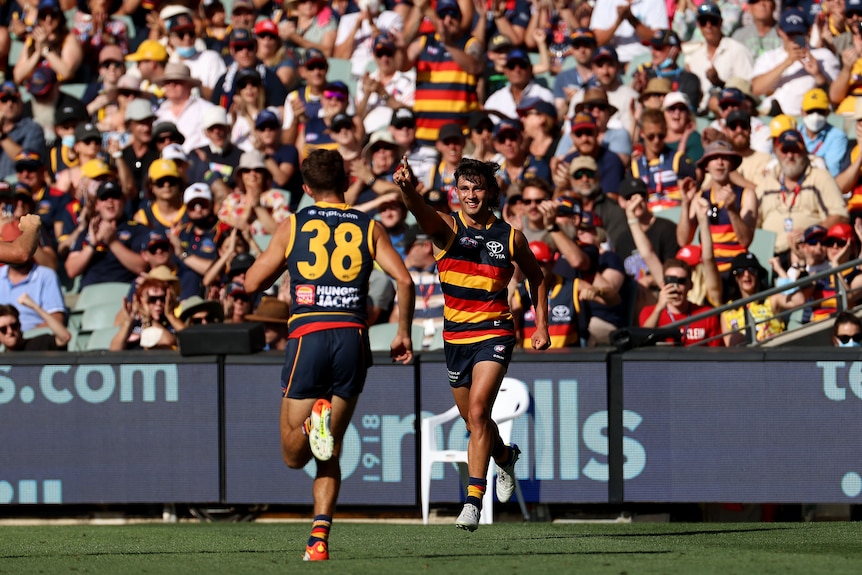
[
  {"xmin": 285, "ymin": 202, "xmax": 376, "ymax": 338},
  {"xmin": 436, "ymin": 212, "xmax": 515, "ymax": 344}
]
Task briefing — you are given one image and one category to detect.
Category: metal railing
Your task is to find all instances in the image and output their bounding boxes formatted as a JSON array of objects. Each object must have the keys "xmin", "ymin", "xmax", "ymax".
[{"xmin": 660, "ymin": 257, "xmax": 862, "ymax": 347}]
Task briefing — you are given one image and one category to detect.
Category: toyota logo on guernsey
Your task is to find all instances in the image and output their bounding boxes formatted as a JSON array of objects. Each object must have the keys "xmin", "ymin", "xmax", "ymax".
[{"xmin": 486, "ymin": 241, "xmax": 505, "ymax": 259}]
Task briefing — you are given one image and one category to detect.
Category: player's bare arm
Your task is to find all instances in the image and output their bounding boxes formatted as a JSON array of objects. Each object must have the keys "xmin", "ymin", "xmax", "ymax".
[
  {"xmin": 244, "ymin": 215, "xmax": 293, "ymax": 294},
  {"xmin": 394, "ymin": 155, "xmax": 456, "ymax": 250},
  {"xmin": 372, "ymin": 224, "xmax": 416, "ymax": 364},
  {"xmin": 513, "ymin": 230, "xmax": 551, "ymax": 351}
]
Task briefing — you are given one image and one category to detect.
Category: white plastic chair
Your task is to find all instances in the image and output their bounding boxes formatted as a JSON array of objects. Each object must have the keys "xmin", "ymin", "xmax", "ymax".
[{"xmin": 420, "ymin": 377, "xmax": 530, "ymax": 525}]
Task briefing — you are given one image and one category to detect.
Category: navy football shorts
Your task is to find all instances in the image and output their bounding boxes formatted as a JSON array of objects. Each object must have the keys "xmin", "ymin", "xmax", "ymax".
[
  {"xmin": 443, "ymin": 335, "xmax": 516, "ymax": 388},
  {"xmin": 281, "ymin": 328, "xmax": 372, "ymax": 399}
]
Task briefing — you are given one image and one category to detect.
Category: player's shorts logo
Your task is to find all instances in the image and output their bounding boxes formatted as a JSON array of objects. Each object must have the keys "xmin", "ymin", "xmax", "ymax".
[{"xmin": 494, "ymin": 344, "xmax": 506, "ymax": 353}]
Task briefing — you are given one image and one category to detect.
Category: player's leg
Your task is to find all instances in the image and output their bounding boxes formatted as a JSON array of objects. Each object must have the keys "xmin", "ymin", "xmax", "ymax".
[{"xmin": 279, "ymin": 396, "xmax": 318, "ymax": 469}]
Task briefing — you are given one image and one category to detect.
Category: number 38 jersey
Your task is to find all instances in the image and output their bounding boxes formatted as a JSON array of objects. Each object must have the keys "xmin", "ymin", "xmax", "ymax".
[{"xmin": 285, "ymin": 202, "xmax": 376, "ymax": 338}]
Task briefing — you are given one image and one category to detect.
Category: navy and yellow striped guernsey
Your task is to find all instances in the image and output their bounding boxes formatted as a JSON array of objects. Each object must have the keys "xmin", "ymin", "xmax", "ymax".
[
  {"xmin": 436, "ymin": 212, "xmax": 515, "ymax": 344},
  {"xmin": 285, "ymin": 202, "xmax": 376, "ymax": 338}
]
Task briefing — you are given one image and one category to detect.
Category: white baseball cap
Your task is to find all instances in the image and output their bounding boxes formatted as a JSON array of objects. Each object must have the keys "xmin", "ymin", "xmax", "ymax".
[
  {"xmin": 183, "ymin": 182, "xmax": 213, "ymax": 204},
  {"xmin": 161, "ymin": 143, "xmax": 189, "ymax": 163}
]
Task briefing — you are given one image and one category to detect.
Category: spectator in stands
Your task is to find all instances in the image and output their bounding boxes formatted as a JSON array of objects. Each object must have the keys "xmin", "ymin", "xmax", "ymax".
[
  {"xmin": 179, "ymin": 295, "xmax": 225, "ymax": 326},
  {"xmin": 13, "ymin": 0, "xmax": 83, "ymax": 86},
  {"xmin": 731, "ymin": 0, "xmax": 780, "ymax": 61},
  {"xmin": 219, "ymin": 151, "xmax": 289, "ymax": 237},
  {"xmin": 479, "ymin": 32, "xmax": 514, "ymax": 104},
  {"xmin": 0, "ymin": 242, "xmax": 65, "ymax": 333},
  {"xmin": 200, "ymin": 0, "xmax": 230, "ymax": 56},
  {"xmin": 329, "ymin": 111, "xmax": 364, "ymax": 172},
  {"xmin": 720, "ymin": 251, "xmax": 802, "ymax": 346},
  {"xmin": 630, "ymin": 108, "xmax": 697, "ymax": 214},
  {"xmin": 619, "ymin": 177, "xmax": 679, "ymax": 285},
  {"xmin": 662, "ymin": 91, "xmax": 703, "ymax": 164},
  {"xmin": 679, "ymin": 140, "xmax": 756, "ymax": 274},
  {"xmin": 428, "ymin": 123, "xmax": 467, "ymax": 207},
  {"xmin": 187, "ymin": 106, "xmax": 244, "ymax": 188},
  {"xmin": 485, "ymin": 48, "xmax": 554, "ymax": 121},
  {"xmin": 347, "ymin": 130, "xmax": 403, "ymax": 207},
  {"xmin": 392, "ymin": 226, "xmax": 443, "ymax": 348},
  {"xmin": 65, "ymin": 180, "xmax": 149, "ymax": 289},
  {"xmin": 756, "ymin": 129, "xmax": 849, "ymax": 268},
  {"xmin": 824, "ymin": 222, "xmax": 862, "ymax": 307},
  {"xmin": 707, "ymin": 85, "xmax": 771, "ymax": 155},
  {"xmin": 213, "ymin": 29, "xmax": 288, "ymax": 111},
  {"xmin": 228, "ymin": 0, "xmax": 257, "ymax": 32},
  {"xmin": 0, "ymin": 82, "xmax": 46, "ymax": 182},
  {"xmin": 683, "ymin": 3, "xmax": 753, "ymax": 114},
  {"xmin": 721, "ymin": 110, "xmax": 771, "ymax": 190},
  {"xmin": 175, "ymin": 183, "xmax": 230, "ymax": 292},
  {"xmin": 82, "ymin": 44, "xmax": 127, "ymax": 116},
  {"xmin": 134, "ymin": 159, "xmax": 186, "ymax": 234},
  {"xmin": 839, "ymin": 101, "xmax": 862, "ymax": 208},
  {"xmin": 465, "ymin": 111, "xmax": 499, "ymax": 163},
  {"xmin": 72, "ymin": 0, "xmax": 130, "ymax": 58},
  {"xmin": 282, "ymin": 48, "xmax": 330, "ymax": 149},
  {"xmin": 355, "ymin": 35, "xmax": 416, "ymax": 134},
  {"xmin": 155, "ymin": 63, "xmax": 217, "ymax": 156},
  {"xmin": 53, "ymin": 122, "xmax": 103, "ymax": 195},
  {"xmin": 517, "ymin": 177, "xmax": 557, "ymax": 247},
  {"xmin": 590, "ymin": 0, "xmax": 667, "ymax": 65},
  {"xmin": 118, "ymin": 98, "xmax": 159, "ymax": 208},
  {"xmin": 830, "ymin": 5, "xmax": 862, "ymax": 115},
  {"xmin": 572, "ymin": 86, "xmax": 632, "ymax": 164},
  {"xmin": 282, "ymin": 0, "xmax": 338, "ymax": 58},
  {"xmin": 494, "ymin": 119, "xmax": 552, "ymax": 200},
  {"xmin": 556, "ymin": 112, "xmax": 625, "ymax": 198},
  {"xmin": 229, "ymin": 70, "xmax": 269, "ymax": 153},
  {"xmin": 254, "ymin": 19, "xmax": 296, "ymax": 92},
  {"xmin": 153, "ymin": 122, "xmax": 185, "ymax": 154},
  {"xmin": 478, "ymin": 0, "xmax": 530, "ymax": 48},
  {"xmin": 25, "ymin": 66, "xmax": 87, "ymax": 146},
  {"xmin": 551, "ymin": 28, "xmax": 597, "ymax": 119},
  {"xmin": 16, "ymin": 150, "xmax": 67, "ymax": 250},
  {"xmin": 335, "ymin": 1, "xmax": 403, "ymax": 81},
  {"xmin": 636, "ymin": 76, "xmax": 673, "ymax": 118},
  {"xmin": 388, "ymin": 108, "xmax": 438, "ymax": 189},
  {"xmin": 0, "ymin": 302, "xmax": 69, "ymax": 351},
  {"xmin": 222, "ymin": 279, "xmax": 252, "ymax": 324},
  {"xmin": 632, "ymin": 29, "xmax": 701, "ymax": 113},
  {"xmin": 586, "ymin": 47, "xmax": 637, "ymax": 137},
  {"xmin": 639, "ymin": 258, "xmax": 724, "ymax": 346},
  {"xmin": 401, "ymin": 0, "xmax": 483, "ymax": 145},
  {"xmin": 831, "ymin": 310, "xmax": 862, "ymax": 347},
  {"xmin": 299, "ymin": 80, "xmax": 357, "ymax": 158},
  {"xmin": 512, "ymin": 241, "xmax": 586, "ymax": 348},
  {"xmin": 245, "ymin": 296, "xmax": 290, "ymax": 351},
  {"xmin": 752, "ymin": 8, "xmax": 840, "ymax": 117},
  {"xmin": 518, "ymin": 97, "xmax": 562, "ymax": 165},
  {"xmin": 165, "ymin": 12, "xmax": 226, "ymax": 101},
  {"xmin": 94, "ymin": 75, "xmax": 143, "ymax": 139},
  {"xmin": 251, "ymin": 110, "xmax": 302, "ymax": 206},
  {"xmin": 111, "ymin": 277, "xmax": 183, "ymax": 350},
  {"xmin": 47, "ymin": 104, "xmax": 85, "ymax": 181},
  {"xmin": 124, "ymin": 40, "xmax": 169, "ymax": 100},
  {"xmin": 799, "ymin": 88, "xmax": 848, "ymax": 178}
]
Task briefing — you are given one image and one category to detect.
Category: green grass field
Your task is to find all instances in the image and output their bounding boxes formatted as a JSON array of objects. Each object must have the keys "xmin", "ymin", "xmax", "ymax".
[{"xmin": 1, "ymin": 521, "xmax": 861, "ymax": 574}]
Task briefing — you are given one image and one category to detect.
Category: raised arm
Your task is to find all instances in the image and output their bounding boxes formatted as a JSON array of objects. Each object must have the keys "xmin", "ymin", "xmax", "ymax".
[{"xmin": 393, "ymin": 155, "xmax": 456, "ymax": 250}]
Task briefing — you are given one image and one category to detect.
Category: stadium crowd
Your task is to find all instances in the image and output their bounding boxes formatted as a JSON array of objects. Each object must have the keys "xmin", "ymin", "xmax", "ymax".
[{"xmin": 2, "ymin": 0, "xmax": 862, "ymax": 352}]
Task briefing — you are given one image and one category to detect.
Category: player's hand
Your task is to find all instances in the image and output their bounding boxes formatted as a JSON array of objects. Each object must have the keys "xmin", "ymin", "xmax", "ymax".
[
  {"xmin": 393, "ymin": 154, "xmax": 417, "ymax": 191},
  {"xmin": 531, "ymin": 328, "xmax": 551, "ymax": 351},
  {"xmin": 390, "ymin": 333, "xmax": 413, "ymax": 364},
  {"xmin": 17, "ymin": 214, "xmax": 41, "ymax": 235}
]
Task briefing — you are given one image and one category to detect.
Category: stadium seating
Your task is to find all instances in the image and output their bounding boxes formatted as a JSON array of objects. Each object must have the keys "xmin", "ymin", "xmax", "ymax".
[
  {"xmin": 83, "ymin": 326, "xmax": 121, "ymax": 351},
  {"xmin": 368, "ymin": 322, "xmax": 425, "ymax": 352},
  {"xmin": 420, "ymin": 377, "xmax": 530, "ymax": 525}
]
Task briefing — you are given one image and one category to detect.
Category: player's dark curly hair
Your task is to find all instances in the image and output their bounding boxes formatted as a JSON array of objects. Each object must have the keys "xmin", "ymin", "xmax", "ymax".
[{"xmin": 452, "ymin": 158, "xmax": 502, "ymax": 209}]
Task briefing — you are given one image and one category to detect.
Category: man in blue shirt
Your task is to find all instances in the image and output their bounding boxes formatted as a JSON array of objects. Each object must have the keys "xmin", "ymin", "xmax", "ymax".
[{"xmin": 800, "ymin": 87, "xmax": 848, "ymax": 177}]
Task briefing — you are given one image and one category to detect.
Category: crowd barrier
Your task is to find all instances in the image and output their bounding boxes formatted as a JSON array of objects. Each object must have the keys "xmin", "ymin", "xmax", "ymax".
[{"xmin": 1, "ymin": 348, "xmax": 860, "ymax": 507}]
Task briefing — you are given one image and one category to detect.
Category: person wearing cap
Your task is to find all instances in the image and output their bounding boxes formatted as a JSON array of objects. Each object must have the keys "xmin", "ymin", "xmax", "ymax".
[
  {"xmin": 730, "ymin": 0, "xmax": 780, "ymax": 60},
  {"xmin": 23, "ymin": 66, "xmax": 90, "ymax": 146},
  {"xmin": 187, "ymin": 106, "xmax": 244, "ymax": 189},
  {"xmin": 13, "ymin": 0, "xmax": 83, "ymax": 87},
  {"xmin": 720, "ymin": 109, "xmax": 772, "ymax": 190},
  {"xmin": 630, "ymin": 108, "xmax": 697, "ymax": 213},
  {"xmin": 589, "ymin": 46, "xmax": 638, "ymax": 136},
  {"xmin": 494, "ymin": 119, "xmax": 552, "ymax": 198},
  {"xmin": 334, "ymin": 0, "xmax": 403, "ymax": 81},
  {"xmin": 550, "ymin": 29, "xmax": 598, "ymax": 119},
  {"xmin": 212, "ymin": 28, "xmax": 289, "ymax": 111},
  {"xmin": 218, "ymin": 150, "xmax": 291, "ymax": 236},
  {"xmin": 820, "ymin": 222, "xmax": 862, "ymax": 310},
  {"xmin": 244, "ymin": 296, "xmax": 291, "ymax": 351},
  {"xmin": 164, "ymin": 11, "xmax": 227, "ymax": 101},
  {"xmin": 252, "ymin": 110, "xmax": 303, "ymax": 205},
  {"xmin": 683, "ymin": 3, "xmax": 754, "ymax": 114},
  {"xmin": 227, "ymin": 69, "xmax": 270, "ymax": 153},
  {"xmin": 481, "ymin": 32, "xmax": 515, "ymax": 103},
  {"xmin": 298, "ymin": 80, "xmax": 358, "ymax": 159},
  {"xmin": 65, "ymin": 180, "xmax": 150, "ymax": 289},
  {"xmin": 154, "ymin": 63, "xmax": 218, "ymax": 156},
  {"xmin": 570, "ymin": 86, "xmax": 632, "ymax": 164},
  {"xmin": 53, "ymin": 122, "xmax": 105, "ymax": 194},
  {"xmin": 395, "ymin": 155, "xmax": 549, "ymax": 531},
  {"xmin": 125, "ymin": 39, "xmax": 170, "ymax": 99},
  {"xmin": 252, "ymin": 20, "xmax": 296, "ymax": 93},
  {"xmin": 0, "ymin": 82, "xmax": 47, "ymax": 181},
  {"xmin": 798, "ymin": 88, "xmax": 848, "ymax": 177},
  {"xmin": 392, "ymin": 225, "xmax": 444, "ymax": 348},
  {"xmin": 706, "ymin": 84, "xmax": 768, "ymax": 150},
  {"xmin": 556, "ymin": 112, "xmax": 625, "ymax": 198},
  {"xmin": 465, "ymin": 111, "xmax": 498, "ymax": 163},
  {"xmin": 518, "ymin": 96, "xmax": 563, "ymax": 164},
  {"xmin": 401, "ymin": 0, "xmax": 483, "ymax": 146},
  {"xmin": 92, "ymin": 74, "xmax": 144, "ymax": 139},
  {"xmin": 346, "ymin": 130, "xmax": 403, "ymax": 208},
  {"xmin": 661, "ymin": 91, "xmax": 703, "ymax": 164},
  {"xmin": 175, "ymin": 183, "xmax": 231, "ymax": 286},
  {"xmin": 243, "ymin": 149, "xmax": 414, "ymax": 561},
  {"xmin": 758, "ymin": 128, "xmax": 849, "ymax": 264},
  {"xmin": 680, "ymin": 140, "xmax": 757, "ymax": 274},
  {"xmin": 134, "ymin": 159, "xmax": 187, "ymax": 234},
  {"xmin": 81, "ymin": 44, "xmax": 128, "ymax": 117},
  {"xmin": 476, "ymin": 0, "xmax": 530, "ymax": 49},
  {"xmin": 425, "ymin": 123, "xmax": 468, "ymax": 206},
  {"xmin": 118, "ymin": 98, "xmax": 160, "ymax": 205},
  {"xmin": 837, "ymin": 100, "xmax": 862, "ymax": 212},
  {"xmin": 484, "ymin": 48, "xmax": 554, "ymax": 123},
  {"xmin": 387, "ymin": 107, "xmax": 438, "ymax": 189},
  {"xmin": 56, "ymin": 158, "xmax": 114, "ymax": 257},
  {"xmin": 786, "ymin": 224, "xmax": 841, "ymax": 324},
  {"xmin": 590, "ymin": 0, "xmax": 668, "ymax": 64},
  {"xmin": 617, "ymin": 176, "xmax": 679, "ymax": 284},
  {"xmin": 751, "ymin": 8, "xmax": 840, "ymax": 117},
  {"xmin": 355, "ymin": 34, "xmax": 417, "ymax": 134},
  {"xmin": 281, "ymin": 48, "xmax": 330, "ymax": 145},
  {"xmin": 720, "ymin": 251, "xmax": 802, "ymax": 345},
  {"xmin": 14, "ymin": 149, "xmax": 68, "ymax": 250},
  {"xmin": 632, "ymin": 29, "xmax": 701, "ymax": 113},
  {"xmin": 153, "ymin": 122, "xmax": 185, "ymax": 152}
]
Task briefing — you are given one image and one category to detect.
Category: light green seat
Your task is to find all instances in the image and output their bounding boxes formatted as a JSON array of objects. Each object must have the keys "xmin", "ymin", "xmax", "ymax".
[
  {"xmin": 23, "ymin": 326, "xmax": 54, "ymax": 340},
  {"xmin": 654, "ymin": 206, "xmax": 682, "ymax": 224},
  {"xmin": 368, "ymin": 322, "xmax": 425, "ymax": 352},
  {"xmin": 84, "ymin": 326, "xmax": 121, "ymax": 351},
  {"xmin": 73, "ymin": 282, "xmax": 130, "ymax": 311},
  {"xmin": 749, "ymin": 228, "xmax": 777, "ymax": 283},
  {"xmin": 328, "ymin": 57, "xmax": 356, "ymax": 96},
  {"xmin": 80, "ymin": 302, "xmax": 122, "ymax": 332},
  {"xmin": 59, "ymin": 83, "xmax": 88, "ymax": 100}
]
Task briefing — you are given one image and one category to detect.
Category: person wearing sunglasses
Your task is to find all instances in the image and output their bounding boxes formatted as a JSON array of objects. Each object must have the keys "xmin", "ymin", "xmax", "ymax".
[
  {"xmin": 282, "ymin": 49, "xmax": 330, "ymax": 148},
  {"xmin": 134, "ymin": 159, "xmax": 187, "ymax": 235},
  {"xmin": 484, "ymin": 48, "xmax": 554, "ymax": 125},
  {"xmin": 355, "ymin": 35, "xmax": 416, "ymax": 134},
  {"xmin": 758, "ymin": 129, "xmax": 848, "ymax": 268},
  {"xmin": 179, "ymin": 295, "xmax": 224, "ymax": 326},
  {"xmin": 831, "ymin": 311, "xmax": 862, "ymax": 347},
  {"xmin": 815, "ymin": 222, "xmax": 862, "ymax": 316},
  {"xmin": 228, "ymin": 69, "xmax": 268, "ymax": 153},
  {"xmin": 465, "ymin": 110, "xmax": 499, "ymax": 164},
  {"xmin": 0, "ymin": 302, "xmax": 69, "ymax": 351},
  {"xmin": 212, "ymin": 28, "xmax": 288, "ymax": 112},
  {"xmin": 254, "ymin": 19, "xmax": 296, "ymax": 93},
  {"xmin": 631, "ymin": 29, "xmax": 701, "ymax": 115},
  {"xmin": 719, "ymin": 110, "xmax": 771, "ymax": 190},
  {"xmin": 298, "ymin": 80, "xmax": 356, "ymax": 159},
  {"xmin": 493, "ymin": 119, "xmax": 552, "ymax": 201},
  {"xmin": 81, "ymin": 44, "xmax": 127, "ymax": 118},
  {"xmin": 729, "ymin": 0, "xmax": 780, "ymax": 61},
  {"xmin": 111, "ymin": 277, "xmax": 181, "ymax": 351},
  {"xmin": 163, "ymin": 12, "xmax": 226, "ymax": 102},
  {"xmin": 556, "ymin": 112, "xmax": 625, "ymax": 199},
  {"xmin": 720, "ymin": 251, "xmax": 803, "ymax": 346}
]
